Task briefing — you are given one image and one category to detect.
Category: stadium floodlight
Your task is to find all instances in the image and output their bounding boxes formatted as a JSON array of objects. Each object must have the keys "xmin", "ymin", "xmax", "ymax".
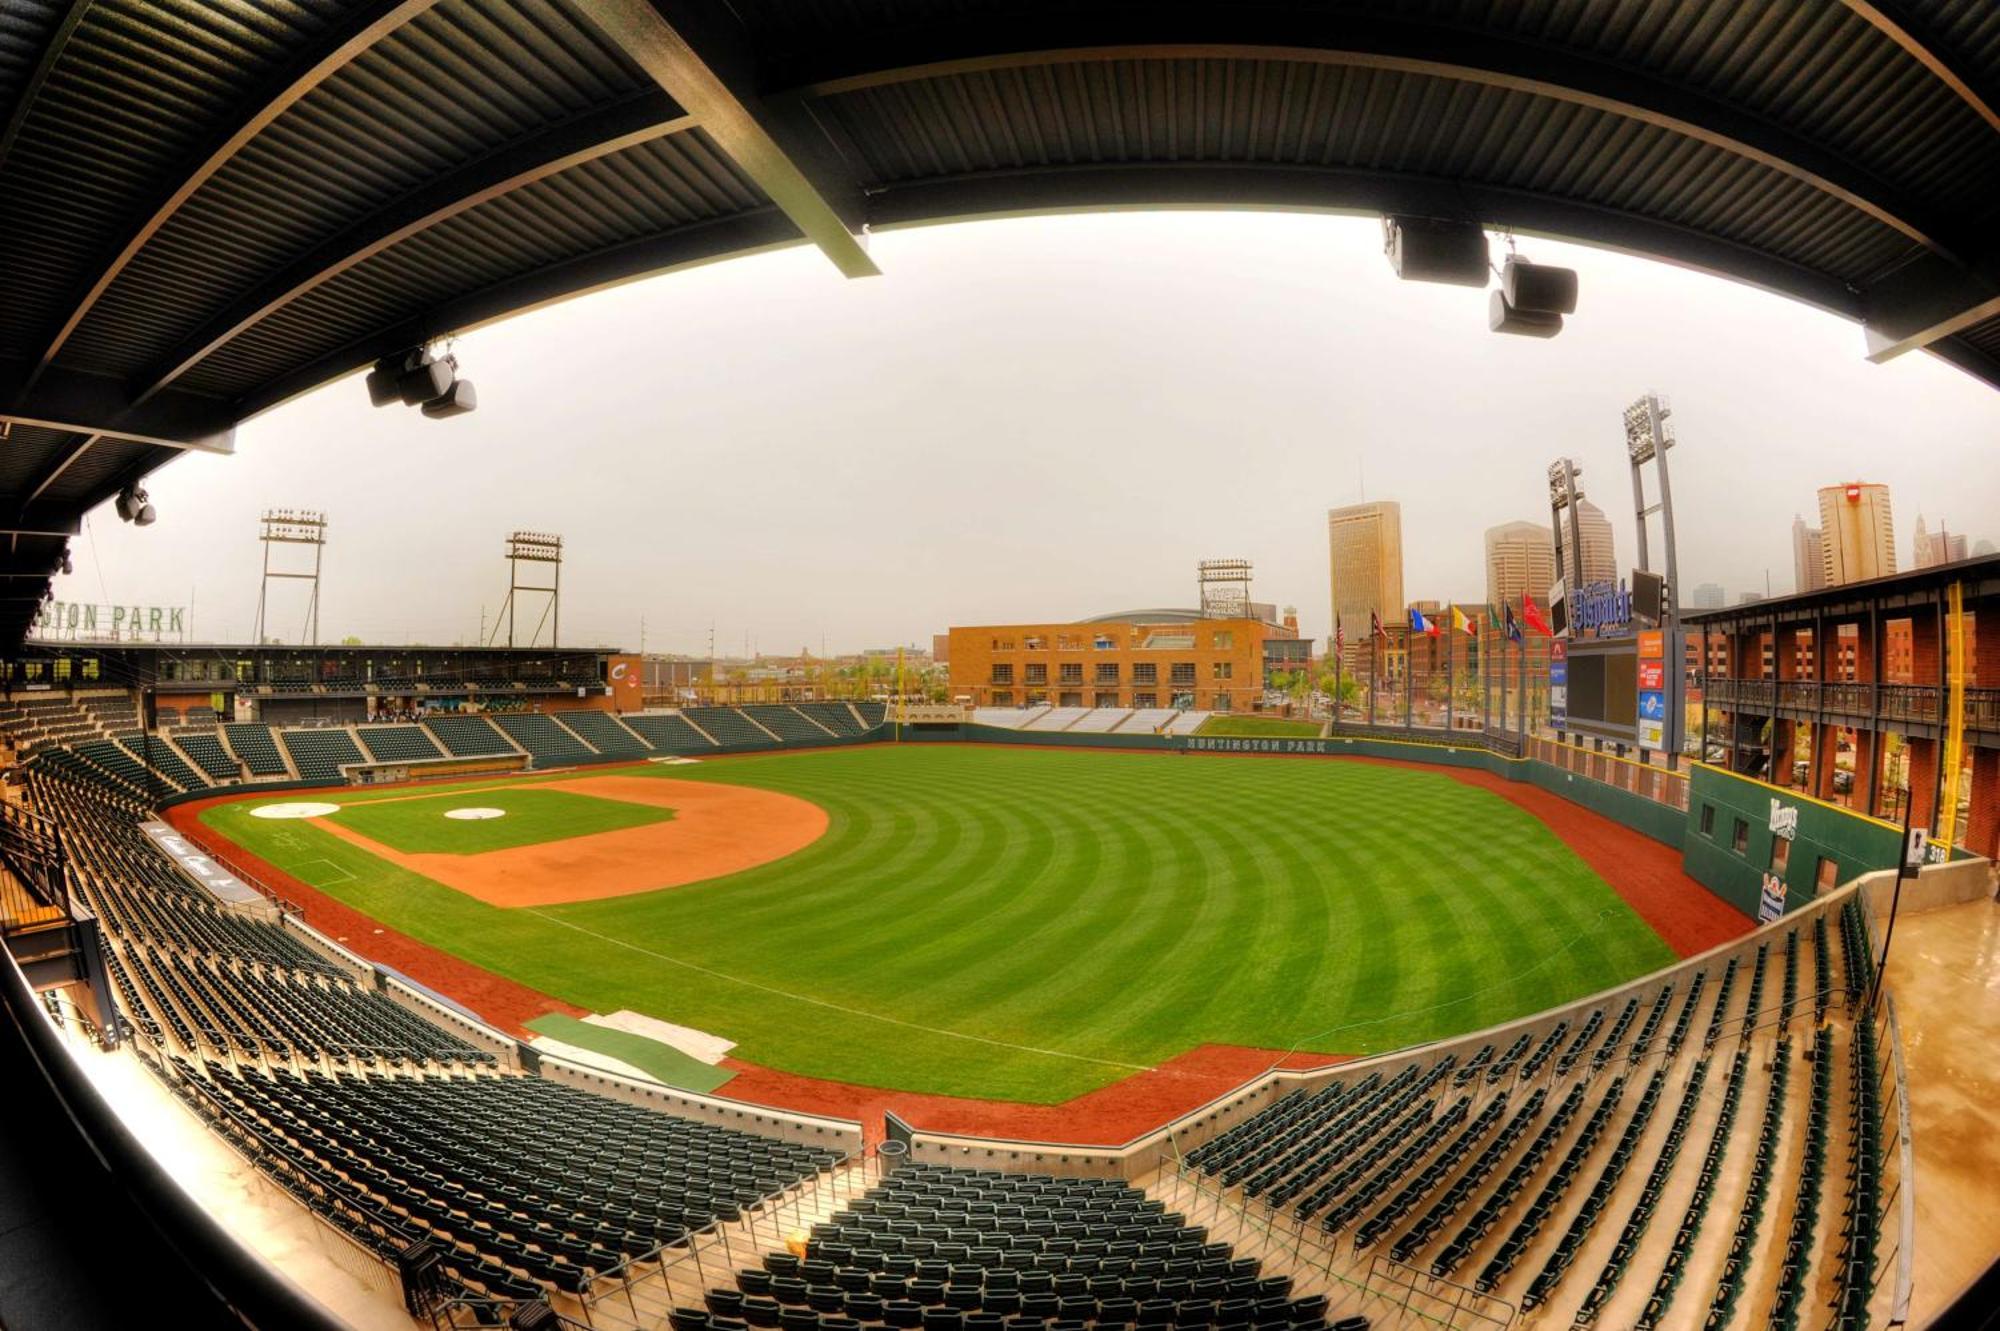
[
  {"xmin": 1382, "ymin": 216, "xmax": 1490, "ymax": 286},
  {"xmin": 115, "ymin": 483, "xmax": 156, "ymax": 526}
]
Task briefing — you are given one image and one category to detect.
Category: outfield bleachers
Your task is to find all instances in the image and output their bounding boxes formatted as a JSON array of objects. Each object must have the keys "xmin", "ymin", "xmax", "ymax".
[
  {"xmin": 356, "ymin": 724, "xmax": 443, "ymax": 763},
  {"xmin": 684, "ymin": 707, "xmax": 778, "ymax": 748},
  {"xmin": 492, "ymin": 712, "xmax": 596, "ymax": 765},
  {"xmin": 1111, "ymin": 708, "xmax": 1177, "ymax": 732},
  {"xmin": 279, "ymin": 728, "xmax": 364, "ymax": 783},
  {"xmin": 223, "ymin": 722, "xmax": 290, "ymax": 776},
  {"xmin": 555, "ymin": 708, "xmax": 652, "ymax": 757},
  {"xmin": 425, "ymin": 713, "xmax": 519, "ymax": 757},
  {"xmin": 741, "ymin": 705, "xmax": 828, "ymax": 743},
  {"xmin": 623, "ymin": 712, "xmax": 718, "ymax": 751},
  {"xmin": 1064, "ymin": 708, "xmax": 1134, "ymax": 733},
  {"xmin": 794, "ymin": 701, "xmax": 870, "ymax": 736},
  {"xmin": 1162, "ymin": 711, "xmax": 1211, "ymax": 735},
  {"xmin": 1024, "ymin": 706, "xmax": 1090, "ymax": 731}
]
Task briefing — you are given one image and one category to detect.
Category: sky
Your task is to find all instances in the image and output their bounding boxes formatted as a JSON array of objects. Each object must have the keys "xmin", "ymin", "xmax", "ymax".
[{"xmin": 51, "ymin": 211, "xmax": 2000, "ymax": 656}]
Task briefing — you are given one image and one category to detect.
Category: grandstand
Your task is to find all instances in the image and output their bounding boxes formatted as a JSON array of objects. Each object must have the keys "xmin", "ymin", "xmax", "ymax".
[
  {"xmin": 624, "ymin": 713, "xmax": 721, "ymax": 752},
  {"xmin": 492, "ymin": 713, "xmax": 599, "ymax": 766},
  {"xmin": 223, "ymin": 723, "xmax": 291, "ymax": 777},
  {"xmin": 278, "ymin": 728, "xmax": 366, "ymax": 784},
  {"xmin": 683, "ymin": 707, "xmax": 780, "ymax": 748},
  {"xmin": 356, "ymin": 724, "xmax": 445, "ymax": 764},
  {"xmin": 426, "ymin": 714, "xmax": 521, "ymax": 758},
  {"xmin": 557, "ymin": 710, "xmax": 653, "ymax": 758}
]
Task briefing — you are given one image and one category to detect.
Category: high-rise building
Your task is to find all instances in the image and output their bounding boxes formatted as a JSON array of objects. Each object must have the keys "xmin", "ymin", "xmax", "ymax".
[
  {"xmin": 1791, "ymin": 516, "xmax": 1825, "ymax": 594},
  {"xmin": 1817, "ymin": 482, "xmax": 1896, "ymax": 586},
  {"xmin": 1328, "ymin": 502, "xmax": 1404, "ymax": 662},
  {"xmin": 1567, "ymin": 498, "xmax": 1617, "ymax": 586},
  {"xmin": 1912, "ymin": 513, "xmax": 1969, "ymax": 569},
  {"xmin": 1690, "ymin": 582, "xmax": 1725, "ymax": 609},
  {"xmin": 1484, "ymin": 520, "xmax": 1557, "ymax": 614}
]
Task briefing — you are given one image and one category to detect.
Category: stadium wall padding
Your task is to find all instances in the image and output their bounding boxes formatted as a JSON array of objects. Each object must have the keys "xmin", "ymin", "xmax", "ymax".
[{"xmin": 1681, "ymin": 764, "xmax": 1907, "ymax": 918}]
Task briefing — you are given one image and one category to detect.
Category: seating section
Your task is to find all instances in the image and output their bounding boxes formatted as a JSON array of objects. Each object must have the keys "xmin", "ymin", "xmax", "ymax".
[
  {"xmin": 972, "ymin": 705, "xmax": 1047, "ymax": 729},
  {"xmin": 1162, "ymin": 711, "xmax": 1210, "ymax": 735},
  {"xmin": 1113, "ymin": 708, "xmax": 1178, "ymax": 733},
  {"xmin": 175, "ymin": 731, "xmax": 241, "ymax": 781},
  {"xmin": 492, "ymin": 712, "xmax": 597, "ymax": 765},
  {"xmin": 686, "ymin": 1164, "xmax": 1321, "ymax": 1331},
  {"xmin": 1064, "ymin": 708, "xmax": 1134, "ymax": 733},
  {"xmin": 356, "ymin": 724, "xmax": 443, "ymax": 763},
  {"xmin": 279, "ymin": 728, "xmax": 365, "ymax": 783},
  {"xmin": 73, "ymin": 737, "xmax": 156, "ymax": 795},
  {"xmin": 684, "ymin": 707, "xmax": 779, "ymax": 748},
  {"xmin": 795, "ymin": 702, "xmax": 872, "ymax": 736},
  {"xmin": 223, "ymin": 722, "xmax": 290, "ymax": 776},
  {"xmin": 132, "ymin": 735, "xmax": 207, "ymax": 790},
  {"xmin": 850, "ymin": 701, "xmax": 888, "ymax": 729},
  {"xmin": 624, "ymin": 712, "xmax": 719, "ymax": 751},
  {"xmin": 742, "ymin": 705, "xmax": 829, "ymax": 743},
  {"xmin": 182, "ymin": 1062, "xmax": 839, "ymax": 1302},
  {"xmin": 1023, "ymin": 707, "xmax": 1090, "ymax": 731},
  {"xmin": 425, "ymin": 714, "xmax": 519, "ymax": 757},
  {"xmin": 555, "ymin": 709, "xmax": 652, "ymax": 757}
]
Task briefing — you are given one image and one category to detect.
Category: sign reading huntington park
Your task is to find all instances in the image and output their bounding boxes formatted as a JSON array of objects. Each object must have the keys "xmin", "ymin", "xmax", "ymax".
[{"xmin": 31, "ymin": 601, "xmax": 189, "ymax": 643}]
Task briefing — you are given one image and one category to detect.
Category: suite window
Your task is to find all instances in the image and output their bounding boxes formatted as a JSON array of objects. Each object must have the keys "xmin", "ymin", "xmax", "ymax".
[
  {"xmin": 1095, "ymin": 664, "xmax": 1119, "ymax": 684},
  {"xmin": 1133, "ymin": 663, "xmax": 1158, "ymax": 685},
  {"xmin": 990, "ymin": 664, "xmax": 1013, "ymax": 685},
  {"xmin": 1025, "ymin": 664, "xmax": 1047, "ymax": 685},
  {"xmin": 1699, "ymin": 804, "xmax": 1715, "ymax": 837},
  {"xmin": 1731, "ymin": 818, "xmax": 1749, "ymax": 855},
  {"xmin": 1170, "ymin": 662, "xmax": 1196, "ymax": 686},
  {"xmin": 1769, "ymin": 837, "xmax": 1791, "ymax": 876},
  {"xmin": 1059, "ymin": 663, "xmax": 1083, "ymax": 685}
]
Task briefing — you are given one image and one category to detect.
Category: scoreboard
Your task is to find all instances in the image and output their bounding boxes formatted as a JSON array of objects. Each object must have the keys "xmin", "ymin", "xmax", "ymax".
[{"xmin": 1550, "ymin": 628, "xmax": 1680, "ymax": 752}]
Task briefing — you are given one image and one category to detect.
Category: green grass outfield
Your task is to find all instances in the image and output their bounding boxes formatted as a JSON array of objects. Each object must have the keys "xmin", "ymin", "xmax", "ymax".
[
  {"xmin": 201, "ymin": 746, "xmax": 1676, "ymax": 1103},
  {"xmin": 328, "ymin": 786, "xmax": 672, "ymax": 854},
  {"xmin": 1195, "ymin": 716, "xmax": 1325, "ymax": 738}
]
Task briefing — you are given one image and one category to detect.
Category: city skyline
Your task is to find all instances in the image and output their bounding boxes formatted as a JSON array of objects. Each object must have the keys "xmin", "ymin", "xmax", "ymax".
[{"xmin": 45, "ymin": 212, "xmax": 2000, "ymax": 655}]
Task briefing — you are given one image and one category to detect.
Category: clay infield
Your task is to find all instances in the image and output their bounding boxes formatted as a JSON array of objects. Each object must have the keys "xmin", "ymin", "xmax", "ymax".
[{"xmin": 304, "ymin": 775, "xmax": 829, "ymax": 907}]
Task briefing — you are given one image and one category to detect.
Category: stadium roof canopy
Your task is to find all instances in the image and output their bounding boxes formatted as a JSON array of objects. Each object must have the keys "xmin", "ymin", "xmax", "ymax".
[{"xmin": 3, "ymin": 1, "xmax": 1999, "ymax": 648}]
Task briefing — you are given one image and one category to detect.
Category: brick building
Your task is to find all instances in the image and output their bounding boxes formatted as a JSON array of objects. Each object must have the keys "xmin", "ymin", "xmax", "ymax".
[
  {"xmin": 1687, "ymin": 554, "xmax": 2000, "ymax": 860},
  {"xmin": 948, "ymin": 610, "xmax": 1296, "ymax": 712}
]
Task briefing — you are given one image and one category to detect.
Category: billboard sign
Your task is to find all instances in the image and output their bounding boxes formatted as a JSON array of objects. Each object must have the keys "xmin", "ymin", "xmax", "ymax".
[
  {"xmin": 32, "ymin": 601, "xmax": 188, "ymax": 642},
  {"xmin": 1758, "ymin": 872, "xmax": 1787, "ymax": 923},
  {"xmin": 1638, "ymin": 660, "xmax": 1666, "ymax": 690}
]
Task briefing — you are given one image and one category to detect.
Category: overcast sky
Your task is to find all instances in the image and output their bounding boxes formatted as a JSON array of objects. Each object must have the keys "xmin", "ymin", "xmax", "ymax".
[{"xmin": 52, "ymin": 211, "xmax": 2000, "ymax": 656}]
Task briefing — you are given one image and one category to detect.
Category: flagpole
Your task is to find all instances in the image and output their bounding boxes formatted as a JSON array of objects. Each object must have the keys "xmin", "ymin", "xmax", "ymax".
[
  {"xmin": 1332, "ymin": 621, "xmax": 1341, "ymax": 730},
  {"xmin": 1368, "ymin": 615, "xmax": 1377, "ymax": 728},
  {"xmin": 1445, "ymin": 606, "xmax": 1454, "ymax": 735},
  {"xmin": 1403, "ymin": 622, "xmax": 1413, "ymax": 733}
]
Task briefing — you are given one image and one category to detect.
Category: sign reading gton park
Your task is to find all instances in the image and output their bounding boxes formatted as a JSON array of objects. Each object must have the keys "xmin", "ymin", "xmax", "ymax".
[{"xmin": 32, "ymin": 601, "xmax": 189, "ymax": 643}]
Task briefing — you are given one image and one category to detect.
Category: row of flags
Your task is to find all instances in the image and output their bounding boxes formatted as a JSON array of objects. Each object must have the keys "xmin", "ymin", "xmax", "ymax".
[{"xmin": 1334, "ymin": 592, "xmax": 1553, "ymax": 655}]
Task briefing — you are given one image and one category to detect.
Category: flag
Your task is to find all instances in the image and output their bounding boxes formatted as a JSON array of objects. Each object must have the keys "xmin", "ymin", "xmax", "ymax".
[
  {"xmin": 1334, "ymin": 614, "xmax": 1344, "ymax": 659},
  {"xmin": 1522, "ymin": 591, "xmax": 1553, "ymax": 636},
  {"xmin": 1505, "ymin": 603, "xmax": 1524, "ymax": 645},
  {"xmin": 1487, "ymin": 604, "xmax": 1503, "ymax": 634},
  {"xmin": 1410, "ymin": 608, "xmax": 1441, "ymax": 637},
  {"xmin": 1371, "ymin": 610, "xmax": 1385, "ymax": 639},
  {"xmin": 1451, "ymin": 605, "xmax": 1474, "ymax": 635}
]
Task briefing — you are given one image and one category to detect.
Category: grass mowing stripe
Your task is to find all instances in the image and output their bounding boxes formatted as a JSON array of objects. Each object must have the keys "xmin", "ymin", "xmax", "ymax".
[{"xmin": 206, "ymin": 745, "xmax": 1679, "ymax": 1102}]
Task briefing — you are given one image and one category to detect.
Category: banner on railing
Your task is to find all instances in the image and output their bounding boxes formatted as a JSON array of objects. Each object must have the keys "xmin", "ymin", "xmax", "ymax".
[{"xmin": 140, "ymin": 822, "xmax": 265, "ymax": 908}]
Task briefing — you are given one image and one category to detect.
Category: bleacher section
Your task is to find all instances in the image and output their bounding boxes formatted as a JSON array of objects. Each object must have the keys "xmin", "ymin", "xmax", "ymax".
[
  {"xmin": 1113, "ymin": 708, "xmax": 1177, "ymax": 733},
  {"xmin": 850, "ymin": 701, "xmax": 888, "ymax": 729},
  {"xmin": 133, "ymin": 735, "xmax": 207, "ymax": 790},
  {"xmin": 1163, "ymin": 711, "xmax": 1210, "ymax": 735},
  {"xmin": 175, "ymin": 731, "xmax": 241, "ymax": 782},
  {"xmin": 25, "ymin": 757, "xmax": 846, "ymax": 1313},
  {"xmin": 1066, "ymin": 708, "xmax": 1134, "ymax": 733},
  {"xmin": 688, "ymin": 1164, "xmax": 1303, "ymax": 1331},
  {"xmin": 742, "ymin": 704, "xmax": 829, "ymax": 744},
  {"xmin": 792, "ymin": 702, "xmax": 867, "ymax": 736},
  {"xmin": 279, "ymin": 728, "xmax": 365, "ymax": 783},
  {"xmin": 223, "ymin": 722, "xmax": 290, "ymax": 776},
  {"xmin": 1024, "ymin": 706, "xmax": 1090, "ymax": 731},
  {"xmin": 425, "ymin": 713, "xmax": 519, "ymax": 757},
  {"xmin": 972, "ymin": 705, "xmax": 1048, "ymax": 729},
  {"xmin": 624, "ymin": 712, "xmax": 719, "ymax": 751},
  {"xmin": 554, "ymin": 709, "xmax": 651, "ymax": 757},
  {"xmin": 684, "ymin": 707, "xmax": 778, "ymax": 748},
  {"xmin": 355, "ymin": 724, "xmax": 443, "ymax": 763},
  {"xmin": 1169, "ymin": 904, "xmax": 1886, "ymax": 1331},
  {"xmin": 492, "ymin": 712, "xmax": 597, "ymax": 765}
]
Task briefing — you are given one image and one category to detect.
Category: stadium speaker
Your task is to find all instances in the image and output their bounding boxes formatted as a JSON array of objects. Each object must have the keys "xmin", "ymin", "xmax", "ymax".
[
  {"xmin": 420, "ymin": 377, "xmax": 476, "ymax": 419},
  {"xmin": 397, "ymin": 352, "xmax": 453, "ymax": 406},
  {"xmin": 1501, "ymin": 256, "xmax": 1579, "ymax": 314},
  {"xmin": 1489, "ymin": 288, "xmax": 1563, "ymax": 338},
  {"xmin": 1383, "ymin": 216, "xmax": 1490, "ymax": 286},
  {"xmin": 114, "ymin": 484, "xmax": 156, "ymax": 526},
  {"xmin": 364, "ymin": 358, "xmax": 403, "ymax": 406}
]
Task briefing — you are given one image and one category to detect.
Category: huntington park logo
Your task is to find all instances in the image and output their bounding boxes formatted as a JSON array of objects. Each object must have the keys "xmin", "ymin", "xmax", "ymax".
[{"xmin": 32, "ymin": 601, "xmax": 187, "ymax": 642}]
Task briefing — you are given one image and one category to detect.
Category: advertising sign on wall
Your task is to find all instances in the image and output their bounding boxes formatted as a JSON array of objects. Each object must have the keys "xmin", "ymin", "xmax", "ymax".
[{"xmin": 1758, "ymin": 872, "xmax": 1787, "ymax": 923}]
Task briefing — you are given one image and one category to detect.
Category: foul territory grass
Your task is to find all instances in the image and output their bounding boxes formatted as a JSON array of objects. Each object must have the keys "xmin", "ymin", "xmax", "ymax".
[
  {"xmin": 202, "ymin": 746, "xmax": 1676, "ymax": 1103},
  {"xmin": 327, "ymin": 786, "xmax": 672, "ymax": 854}
]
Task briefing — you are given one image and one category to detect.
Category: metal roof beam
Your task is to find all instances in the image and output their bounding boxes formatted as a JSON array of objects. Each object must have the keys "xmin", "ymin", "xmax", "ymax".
[
  {"xmin": 0, "ymin": 0, "xmax": 92, "ymax": 173},
  {"xmin": 0, "ymin": 506, "xmax": 82, "ymax": 538},
  {"xmin": 0, "ymin": 362, "xmax": 234, "ymax": 454},
  {"xmin": 575, "ymin": 0, "xmax": 878, "ymax": 279},
  {"xmin": 776, "ymin": 14, "xmax": 1983, "ymax": 268},
  {"xmin": 20, "ymin": 0, "xmax": 442, "ymax": 389},
  {"xmin": 1861, "ymin": 251, "xmax": 2000, "ymax": 362},
  {"xmin": 22, "ymin": 435, "xmax": 102, "ymax": 507},
  {"xmin": 130, "ymin": 94, "xmax": 696, "ymax": 403},
  {"xmin": 1837, "ymin": 1, "xmax": 2000, "ymax": 133}
]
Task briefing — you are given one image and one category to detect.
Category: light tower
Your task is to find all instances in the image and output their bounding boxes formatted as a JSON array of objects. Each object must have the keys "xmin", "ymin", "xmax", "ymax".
[
  {"xmin": 490, "ymin": 531, "xmax": 562, "ymax": 648},
  {"xmin": 1197, "ymin": 559, "xmax": 1253, "ymax": 619},
  {"xmin": 1622, "ymin": 392, "xmax": 1681, "ymax": 614},
  {"xmin": 253, "ymin": 508, "xmax": 327, "ymax": 645}
]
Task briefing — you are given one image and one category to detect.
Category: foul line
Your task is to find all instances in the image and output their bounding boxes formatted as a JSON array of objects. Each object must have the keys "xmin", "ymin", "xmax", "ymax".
[{"xmin": 520, "ymin": 908, "xmax": 1149, "ymax": 1074}]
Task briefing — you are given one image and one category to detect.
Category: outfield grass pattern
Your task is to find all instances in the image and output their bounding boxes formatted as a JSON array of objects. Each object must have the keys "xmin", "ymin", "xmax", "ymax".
[
  {"xmin": 328, "ymin": 786, "xmax": 673, "ymax": 854},
  {"xmin": 1194, "ymin": 716, "xmax": 1325, "ymax": 738},
  {"xmin": 202, "ymin": 747, "xmax": 1676, "ymax": 1103}
]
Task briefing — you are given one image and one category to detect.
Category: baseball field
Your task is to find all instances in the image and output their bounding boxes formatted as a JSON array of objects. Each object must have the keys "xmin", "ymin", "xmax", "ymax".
[{"xmin": 196, "ymin": 745, "xmax": 1681, "ymax": 1103}]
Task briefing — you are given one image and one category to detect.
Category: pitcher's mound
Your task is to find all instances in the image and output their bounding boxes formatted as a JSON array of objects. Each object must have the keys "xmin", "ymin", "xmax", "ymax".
[
  {"xmin": 444, "ymin": 807, "xmax": 507, "ymax": 820},
  {"xmin": 252, "ymin": 801, "xmax": 341, "ymax": 819}
]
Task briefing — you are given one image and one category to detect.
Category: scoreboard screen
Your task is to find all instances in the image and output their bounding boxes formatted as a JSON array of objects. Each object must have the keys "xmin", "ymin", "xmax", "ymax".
[{"xmin": 1551, "ymin": 630, "xmax": 1676, "ymax": 750}]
